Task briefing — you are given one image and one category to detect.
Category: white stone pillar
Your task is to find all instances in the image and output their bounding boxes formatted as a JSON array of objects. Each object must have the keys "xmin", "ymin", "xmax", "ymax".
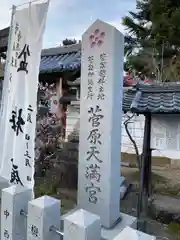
[
  {"xmin": 64, "ymin": 209, "xmax": 101, "ymax": 240},
  {"xmin": 27, "ymin": 195, "xmax": 61, "ymax": 240},
  {"xmin": 0, "ymin": 177, "xmax": 9, "ymax": 198},
  {"xmin": 1, "ymin": 185, "xmax": 32, "ymax": 240},
  {"xmin": 78, "ymin": 19, "xmax": 124, "ymax": 228}
]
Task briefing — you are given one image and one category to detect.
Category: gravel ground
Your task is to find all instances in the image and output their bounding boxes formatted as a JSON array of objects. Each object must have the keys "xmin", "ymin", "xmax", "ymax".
[
  {"xmin": 120, "ymin": 185, "xmax": 175, "ymax": 239},
  {"xmin": 121, "ymin": 166, "xmax": 180, "ymax": 239}
]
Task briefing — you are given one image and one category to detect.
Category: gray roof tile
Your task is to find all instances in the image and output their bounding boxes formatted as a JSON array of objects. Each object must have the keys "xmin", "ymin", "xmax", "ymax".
[
  {"xmin": 131, "ymin": 83, "xmax": 180, "ymax": 113},
  {"xmin": 40, "ymin": 51, "xmax": 81, "ymax": 73},
  {"xmin": 59, "ymin": 82, "xmax": 180, "ymax": 114},
  {"xmin": 41, "ymin": 44, "xmax": 81, "ymax": 56},
  {"xmin": 123, "ymin": 88, "xmax": 136, "ymax": 113}
]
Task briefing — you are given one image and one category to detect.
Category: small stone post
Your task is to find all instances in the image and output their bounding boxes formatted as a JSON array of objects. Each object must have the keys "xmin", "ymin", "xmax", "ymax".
[
  {"xmin": 1, "ymin": 185, "xmax": 33, "ymax": 240},
  {"xmin": 0, "ymin": 177, "xmax": 9, "ymax": 198},
  {"xmin": 27, "ymin": 195, "xmax": 61, "ymax": 240},
  {"xmin": 64, "ymin": 209, "xmax": 101, "ymax": 240}
]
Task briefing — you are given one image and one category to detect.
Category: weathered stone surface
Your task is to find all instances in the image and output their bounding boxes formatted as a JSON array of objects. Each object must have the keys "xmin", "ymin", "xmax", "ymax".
[
  {"xmin": 78, "ymin": 19, "xmax": 124, "ymax": 229},
  {"xmin": 27, "ymin": 196, "xmax": 61, "ymax": 240},
  {"xmin": 1, "ymin": 186, "xmax": 32, "ymax": 240},
  {"xmin": 64, "ymin": 209, "xmax": 101, "ymax": 240},
  {"xmin": 113, "ymin": 226, "xmax": 156, "ymax": 240},
  {"xmin": 148, "ymin": 194, "xmax": 180, "ymax": 224}
]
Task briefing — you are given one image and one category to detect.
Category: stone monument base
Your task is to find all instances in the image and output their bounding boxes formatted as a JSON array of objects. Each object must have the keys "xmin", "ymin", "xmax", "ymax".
[
  {"xmin": 113, "ymin": 226, "xmax": 156, "ymax": 240},
  {"xmin": 62, "ymin": 210, "xmax": 137, "ymax": 240},
  {"xmin": 101, "ymin": 213, "xmax": 137, "ymax": 240}
]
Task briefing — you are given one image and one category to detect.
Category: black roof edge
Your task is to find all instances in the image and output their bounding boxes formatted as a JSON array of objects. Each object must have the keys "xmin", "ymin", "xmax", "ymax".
[{"xmin": 41, "ymin": 43, "xmax": 81, "ymax": 57}]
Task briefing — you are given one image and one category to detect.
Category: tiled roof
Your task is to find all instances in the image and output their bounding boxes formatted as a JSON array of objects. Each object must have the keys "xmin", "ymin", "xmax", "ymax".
[
  {"xmin": 41, "ymin": 44, "xmax": 81, "ymax": 56},
  {"xmin": 59, "ymin": 86, "xmax": 136, "ymax": 112},
  {"xmin": 60, "ymin": 82, "xmax": 180, "ymax": 114},
  {"xmin": 40, "ymin": 44, "xmax": 81, "ymax": 74},
  {"xmin": 130, "ymin": 83, "xmax": 180, "ymax": 113},
  {"xmin": 123, "ymin": 87, "xmax": 136, "ymax": 113},
  {"xmin": 0, "ymin": 44, "xmax": 81, "ymax": 76}
]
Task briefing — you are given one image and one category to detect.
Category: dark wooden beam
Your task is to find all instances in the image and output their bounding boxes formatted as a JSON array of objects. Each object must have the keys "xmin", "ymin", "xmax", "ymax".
[
  {"xmin": 137, "ymin": 113, "xmax": 152, "ymax": 231},
  {"xmin": 0, "ymin": 27, "xmax": 9, "ymax": 53},
  {"xmin": 39, "ymin": 69, "xmax": 80, "ymax": 83},
  {"xmin": 143, "ymin": 113, "xmax": 152, "ymax": 197}
]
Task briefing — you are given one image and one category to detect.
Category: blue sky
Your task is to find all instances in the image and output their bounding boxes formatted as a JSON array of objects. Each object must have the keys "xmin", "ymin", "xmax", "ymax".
[{"xmin": 0, "ymin": 0, "xmax": 136, "ymax": 48}]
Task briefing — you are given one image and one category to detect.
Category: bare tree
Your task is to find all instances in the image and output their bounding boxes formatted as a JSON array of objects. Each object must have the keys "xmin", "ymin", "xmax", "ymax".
[{"xmin": 124, "ymin": 113, "xmax": 140, "ymax": 170}]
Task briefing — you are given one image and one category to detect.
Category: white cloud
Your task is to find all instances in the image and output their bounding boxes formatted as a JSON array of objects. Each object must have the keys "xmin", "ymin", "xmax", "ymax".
[
  {"xmin": 0, "ymin": 0, "xmax": 130, "ymax": 48},
  {"xmin": 109, "ymin": 20, "xmax": 125, "ymax": 34},
  {"xmin": 0, "ymin": 0, "xmax": 63, "ymax": 48},
  {"xmin": 0, "ymin": 1, "xmax": 22, "ymax": 29},
  {"xmin": 59, "ymin": 20, "xmax": 125, "ymax": 45},
  {"xmin": 0, "ymin": 0, "xmax": 60, "ymax": 30}
]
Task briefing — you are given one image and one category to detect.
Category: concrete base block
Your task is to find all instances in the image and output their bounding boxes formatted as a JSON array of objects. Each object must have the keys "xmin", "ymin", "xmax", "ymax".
[
  {"xmin": 62, "ymin": 210, "xmax": 137, "ymax": 240},
  {"xmin": 64, "ymin": 209, "xmax": 101, "ymax": 240},
  {"xmin": 113, "ymin": 226, "xmax": 156, "ymax": 239},
  {"xmin": 101, "ymin": 213, "xmax": 137, "ymax": 240},
  {"xmin": 61, "ymin": 207, "xmax": 79, "ymax": 230}
]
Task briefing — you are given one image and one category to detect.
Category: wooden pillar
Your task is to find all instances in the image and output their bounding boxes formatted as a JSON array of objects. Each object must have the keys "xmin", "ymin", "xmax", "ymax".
[
  {"xmin": 56, "ymin": 77, "xmax": 66, "ymax": 139},
  {"xmin": 143, "ymin": 113, "xmax": 152, "ymax": 197},
  {"xmin": 59, "ymin": 77, "xmax": 62, "ymax": 97},
  {"xmin": 137, "ymin": 113, "xmax": 151, "ymax": 231}
]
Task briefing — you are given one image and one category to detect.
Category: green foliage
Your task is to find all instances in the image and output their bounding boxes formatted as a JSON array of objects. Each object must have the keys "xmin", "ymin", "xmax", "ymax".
[
  {"xmin": 168, "ymin": 222, "xmax": 180, "ymax": 235},
  {"xmin": 35, "ymin": 183, "xmax": 57, "ymax": 198},
  {"xmin": 123, "ymin": 0, "xmax": 180, "ymax": 80},
  {"xmin": 62, "ymin": 38, "xmax": 77, "ymax": 46},
  {"xmin": 34, "ymin": 183, "xmax": 76, "ymax": 214},
  {"xmin": 125, "ymin": 49, "xmax": 154, "ymax": 75},
  {"xmin": 123, "ymin": 0, "xmax": 151, "ymax": 56},
  {"xmin": 150, "ymin": 0, "xmax": 180, "ymax": 47}
]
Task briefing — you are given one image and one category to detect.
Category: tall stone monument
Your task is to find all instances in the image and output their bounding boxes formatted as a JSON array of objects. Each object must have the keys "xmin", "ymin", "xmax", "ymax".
[{"xmin": 77, "ymin": 19, "xmax": 124, "ymax": 229}]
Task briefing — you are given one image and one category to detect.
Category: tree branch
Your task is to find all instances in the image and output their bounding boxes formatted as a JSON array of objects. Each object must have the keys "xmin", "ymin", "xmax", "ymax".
[{"xmin": 124, "ymin": 113, "xmax": 140, "ymax": 170}]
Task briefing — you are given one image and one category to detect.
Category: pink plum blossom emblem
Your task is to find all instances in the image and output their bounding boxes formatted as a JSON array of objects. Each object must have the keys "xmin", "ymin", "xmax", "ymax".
[{"xmin": 89, "ymin": 29, "xmax": 105, "ymax": 48}]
